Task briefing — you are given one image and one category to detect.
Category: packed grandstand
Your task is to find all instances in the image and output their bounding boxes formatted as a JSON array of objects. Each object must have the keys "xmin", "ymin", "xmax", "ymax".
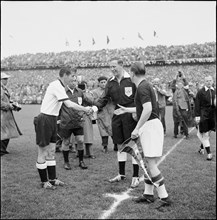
[{"xmin": 1, "ymin": 42, "xmax": 216, "ymax": 104}]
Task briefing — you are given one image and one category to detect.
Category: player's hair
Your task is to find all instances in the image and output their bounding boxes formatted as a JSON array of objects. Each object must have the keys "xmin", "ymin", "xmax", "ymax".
[
  {"xmin": 59, "ymin": 67, "xmax": 77, "ymax": 77},
  {"xmin": 110, "ymin": 58, "xmax": 124, "ymax": 66},
  {"xmin": 130, "ymin": 62, "xmax": 146, "ymax": 76},
  {"xmin": 97, "ymin": 76, "xmax": 108, "ymax": 82}
]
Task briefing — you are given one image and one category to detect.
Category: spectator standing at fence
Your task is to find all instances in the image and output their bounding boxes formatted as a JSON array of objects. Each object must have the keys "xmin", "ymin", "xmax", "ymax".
[
  {"xmin": 1, "ymin": 72, "xmax": 22, "ymax": 156},
  {"xmin": 94, "ymin": 58, "xmax": 140, "ymax": 188},
  {"xmin": 172, "ymin": 81, "xmax": 192, "ymax": 139},
  {"xmin": 171, "ymin": 71, "xmax": 189, "ymax": 135},
  {"xmin": 195, "ymin": 75, "xmax": 216, "ymax": 160},
  {"xmin": 152, "ymin": 78, "xmax": 169, "ymax": 136},
  {"xmin": 33, "ymin": 67, "xmax": 92, "ymax": 190},
  {"xmin": 92, "ymin": 76, "xmax": 116, "ymax": 153}
]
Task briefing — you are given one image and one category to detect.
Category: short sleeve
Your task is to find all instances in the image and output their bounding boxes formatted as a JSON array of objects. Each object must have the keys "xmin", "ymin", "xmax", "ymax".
[
  {"xmin": 137, "ymin": 84, "xmax": 152, "ymax": 105},
  {"xmin": 52, "ymin": 81, "xmax": 69, "ymax": 102}
]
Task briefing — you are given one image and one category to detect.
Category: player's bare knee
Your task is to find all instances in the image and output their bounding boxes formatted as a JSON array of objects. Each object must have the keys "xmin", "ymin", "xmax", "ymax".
[
  {"xmin": 76, "ymin": 136, "xmax": 84, "ymax": 145},
  {"xmin": 37, "ymin": 146, "xmax": 48, "ymax": 163}
]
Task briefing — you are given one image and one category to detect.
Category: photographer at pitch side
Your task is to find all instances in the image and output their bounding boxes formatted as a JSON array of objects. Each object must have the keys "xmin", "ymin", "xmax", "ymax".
[{"xmin": 1, "ymin": 72, "xmax": 22, "ymax": 156}]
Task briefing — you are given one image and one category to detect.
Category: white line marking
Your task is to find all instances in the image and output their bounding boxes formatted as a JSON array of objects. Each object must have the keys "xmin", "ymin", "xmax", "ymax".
[
  {"xmin": 99, "ymin": 127, "xmax": 195, "ymax": 219},
  {"xmin": 157, "ymin": 127, "xmax": 195, "ymax": 165},
  {"xmin": 99, "ymin": 188, "xmax": 133, "ymax": 219}
]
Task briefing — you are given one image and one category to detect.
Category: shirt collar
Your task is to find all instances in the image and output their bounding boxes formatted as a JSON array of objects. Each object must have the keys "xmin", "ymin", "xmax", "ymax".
[
  {"xmin": 109, "ymin": 71, "xmax": 131, "ymax": 81},
  {"xmin": 66, "ymin": 85, "xmax": 76, "ymax": 93},
  {"xmin": 58, "ymin": 79, "xmax": 65, "ymax": 88},
  {"xmin": 204, "ymin": 86, "xmax": 214, "ymax": 91}
]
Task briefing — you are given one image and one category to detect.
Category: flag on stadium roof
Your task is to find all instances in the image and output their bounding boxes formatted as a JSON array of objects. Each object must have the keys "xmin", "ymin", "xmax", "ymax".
[
  {"xmin": 154, "ymin": 30, "xmax": 157, "ymax": 37},
  {"xmin": 92, "ymin": 37, "xmax": 95, "ymax": 45},
  {"xmin": 78, "ymin": 40, "xmax": 81, "ymax": 47},
  {"xmin": 65, "ymin": 39, "xmax": 69, "ymax": 47},
  {"xmin": 107, "ymin": 35, "xmax": 110, "ymax": 44},
  {"xmin": 138, "ymin": 32, "xmax": 144, "ymax": 41}
]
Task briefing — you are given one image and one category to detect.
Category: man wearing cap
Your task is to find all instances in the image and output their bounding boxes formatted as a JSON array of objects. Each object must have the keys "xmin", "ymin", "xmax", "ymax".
[
  {"xmin": 92, "ymin": 76, "xmax": 116, "ymax": 153},
  {"xmin": 33, "ymin": 67, "xmax": 92, "ymax": 190},
  {"xmin": 1, "ymin": 72, "xmax": 22, "ymax": 156}
]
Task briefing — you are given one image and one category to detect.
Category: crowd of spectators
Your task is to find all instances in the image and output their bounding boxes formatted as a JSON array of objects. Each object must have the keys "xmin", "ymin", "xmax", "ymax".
[
  {"xmin": 1, "ymin": 42, "xmax": 216, "ymax": 70},
  {"xmin": 5, "ymin": 63, "xmax": 216, "ymax": 105}
]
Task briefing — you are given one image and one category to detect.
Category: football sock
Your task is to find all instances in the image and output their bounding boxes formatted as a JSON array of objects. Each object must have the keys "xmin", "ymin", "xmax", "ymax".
[
  {"xmin": 119, "ymin": 161, "xmax": 125, "ymax": 176},
  {"xmin": 205, "ymin": 146, "xmax": 211, "ymax": 154},
  {"xmin": 85, "ymin": 144, "xmax": 91, "ymax": 156},
  {"xmin": 200, "ymin": 144, "xmax": 204, "ymax": 149},
  {"xmin": 46, "ymin": 159, "xmax": 56, "ymax": 181},
  {"xmin": 78, "ymin": 150, "xmax": 84, "ymax": 162},
  {"xmin": 132, "ymin": 164, "xmax": 139, "ymax": 177},
  {"xmin": 152, "ymin": 173, "xmax": 168, "ymax": 199},
  {"xmin": 62, "ymin": 150, "xmax": 69, "ymax": 163},
  {"xmin": 36, "ymin": 162, "xmax": 48, "ymax": 183},
  {"xmin": 144, "ymin": 177, "xmax": 154, "ymax": 195}
]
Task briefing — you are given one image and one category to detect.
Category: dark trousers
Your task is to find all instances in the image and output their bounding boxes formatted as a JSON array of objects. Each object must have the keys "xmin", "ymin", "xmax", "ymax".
[
  {"xmin": 101, "ymin": 136, "xmax": 109, "ymax": 147},
  {"xmin": 174, "ymin": 108, "xmax": 189, "ymax": 136},
  {"xmin": 159, "ymin": 107, "xmax": 166, "ymax": 133},
  {"xmin": 1, "ymin": 139, "xmax": 10, "ymax": 152}
]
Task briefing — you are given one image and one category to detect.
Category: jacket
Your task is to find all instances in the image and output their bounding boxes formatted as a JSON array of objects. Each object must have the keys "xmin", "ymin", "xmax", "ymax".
[
  {"xmin": 1, "ymin": 84, "xmax": 22, "ymax": 140},
  {"xmin": 95, "ymin": 71, "xmax": 136, "ymax": 110}
]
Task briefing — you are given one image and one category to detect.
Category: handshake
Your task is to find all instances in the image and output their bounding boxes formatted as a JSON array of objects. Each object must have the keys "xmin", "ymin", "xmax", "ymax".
[
  {"xmin": 11, "ymin": 101, "xmax": 22, "ymax": 111},
  {"xmin": 85, "ymin": 106, "xmax": 98, "ymax": 115}
]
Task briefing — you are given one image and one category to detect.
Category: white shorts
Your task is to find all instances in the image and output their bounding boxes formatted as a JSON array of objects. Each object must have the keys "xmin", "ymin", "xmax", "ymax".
[{"xmin": 139, "ymin": 118, "xmax": 164, "ymax": 157}]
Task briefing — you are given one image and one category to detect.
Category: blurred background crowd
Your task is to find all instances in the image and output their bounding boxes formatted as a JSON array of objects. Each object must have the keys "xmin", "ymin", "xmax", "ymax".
[
  {"xmin": 1, "ymin": 42, "xmax": 216, "ymax": 70},
  {"xmin": 1, "ymin": 42, "xmax": 216, "ymax": 105}
]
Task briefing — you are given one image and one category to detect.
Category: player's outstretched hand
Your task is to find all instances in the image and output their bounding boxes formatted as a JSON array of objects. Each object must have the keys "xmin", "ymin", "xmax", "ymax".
[
  {"xmin": 85, "ymin": 106, "xmax": 93, "ymax": 115},
  {"xmin": 114, "ymin": 104, "xmax": 128, "ymax": 115}
]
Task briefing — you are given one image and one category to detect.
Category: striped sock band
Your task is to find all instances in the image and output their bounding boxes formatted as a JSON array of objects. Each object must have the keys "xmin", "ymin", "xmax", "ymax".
[
  {"xmin": 152, "ymin": 173, "xmax": 168, "ymax": 199},
  {"xmin": 46, "ymin": 159, "xmax": 56, "ymax": 181},
  {"xmin": 152, "ymin": 173, "xmax": 165, "ymax": 187}
]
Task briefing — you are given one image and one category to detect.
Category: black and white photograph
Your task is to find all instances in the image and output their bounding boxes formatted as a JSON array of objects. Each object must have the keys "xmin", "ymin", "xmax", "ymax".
[{"xmin": 1, "ymin": 1, "xmax": 216, "ymax": 219}]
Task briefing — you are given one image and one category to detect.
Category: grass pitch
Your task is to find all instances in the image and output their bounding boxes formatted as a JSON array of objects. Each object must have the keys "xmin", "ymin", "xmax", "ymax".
[{"xmin": 1, "ymin": 105, "xmax": 216, "ymax": 219}]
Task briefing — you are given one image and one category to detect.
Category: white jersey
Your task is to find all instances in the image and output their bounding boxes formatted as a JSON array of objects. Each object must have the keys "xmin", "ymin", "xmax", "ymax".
[{"xmin": 40, "ymin": 79, "xmax": 69, "ymax": 116}]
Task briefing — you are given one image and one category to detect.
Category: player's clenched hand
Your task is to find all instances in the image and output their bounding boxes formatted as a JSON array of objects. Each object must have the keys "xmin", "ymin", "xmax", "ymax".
[
  {"xmin": 84, "ymin": 106, "xmax": 93, "ymax": 115},
  {"xmin": 195, "ymin": 117, "xmax": 200, "ymax": 124},
  {"xmin": 131, "ymin": 128, "xmax": 139, "ymax": 140}
]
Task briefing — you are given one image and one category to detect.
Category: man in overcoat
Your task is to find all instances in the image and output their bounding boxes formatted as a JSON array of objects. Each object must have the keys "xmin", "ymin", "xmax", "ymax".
[{"xmin": 1, "ymin": 72, "xmax": 22, "ymax": 156}]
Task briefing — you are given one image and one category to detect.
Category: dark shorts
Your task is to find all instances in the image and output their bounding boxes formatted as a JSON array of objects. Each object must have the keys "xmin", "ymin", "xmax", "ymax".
[
  {"xmin": 112, "ymin": 113, "xmax": 137, "ymax": 145},
  {"xmin": 58, "ymin": 127, "xmax": 84, "ymax": 139},
  {"xmin": 33, "ymin": 113, "xmax": 57, "ymax": 147}
]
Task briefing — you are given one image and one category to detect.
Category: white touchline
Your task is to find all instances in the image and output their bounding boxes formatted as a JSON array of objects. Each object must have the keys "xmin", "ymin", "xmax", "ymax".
[
  {"xmin": 99, "ymin": 127, "xmax": 195, "ymax": 219},
  {"xmin": 157, "ymin": 127, "xmax": 195, "ymax": 165}
]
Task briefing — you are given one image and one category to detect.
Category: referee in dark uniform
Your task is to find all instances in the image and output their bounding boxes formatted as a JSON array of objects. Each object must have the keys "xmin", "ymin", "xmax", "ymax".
[{"xmin": 94, "ymin": 58, "xmax": 140, "ymax": 188}]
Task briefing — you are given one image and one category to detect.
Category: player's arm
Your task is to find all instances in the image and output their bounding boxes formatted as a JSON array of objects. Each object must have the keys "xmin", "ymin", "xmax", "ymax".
[
  {"xmin": 94, "ymin": 84, "xmax": 110, "ymax": 109},
  {"xmin": 113, "ymin": 104, "xmax": 136, "ymax": 115},
  {"xmin": 135, "ymin": 102, "xmax": 152, "ymax": 130},
  {"xmin": 63, "ymin": 99, "xmax": 92, "ymax": 113}
]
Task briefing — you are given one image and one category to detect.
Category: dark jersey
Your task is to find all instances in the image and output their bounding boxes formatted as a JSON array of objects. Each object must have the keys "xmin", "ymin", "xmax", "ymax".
[
  {"xmin": 135, "ymin": 79, "xmax": 159, "ymax": 121},
  {"xmin": 95, "ymin": 73, "xmax": 136, "ymax": 109}
]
